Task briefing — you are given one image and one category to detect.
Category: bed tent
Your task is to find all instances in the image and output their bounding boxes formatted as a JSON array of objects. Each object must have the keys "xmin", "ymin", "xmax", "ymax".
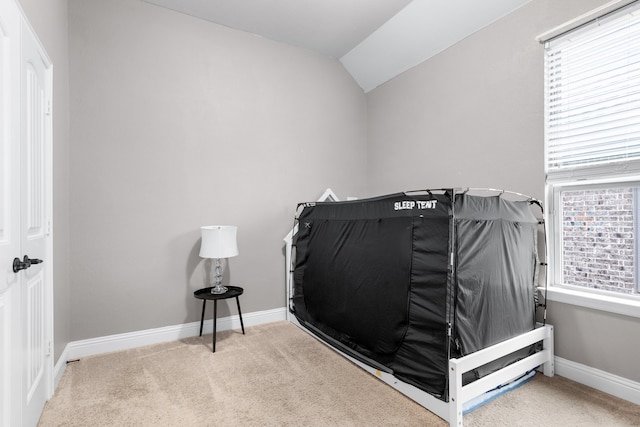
[{"xmin": 290, "ymin": 189, "xmax": 544, "ymax": 402}]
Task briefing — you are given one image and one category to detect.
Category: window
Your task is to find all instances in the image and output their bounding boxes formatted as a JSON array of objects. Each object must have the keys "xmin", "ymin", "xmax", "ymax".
[
  {"xmin": 557, "ymin": 184, "xmax": 638, "ymax": 295},
  {"xmin": 544, "ymin": 2, "xmax": 640, "ymax": 305}
]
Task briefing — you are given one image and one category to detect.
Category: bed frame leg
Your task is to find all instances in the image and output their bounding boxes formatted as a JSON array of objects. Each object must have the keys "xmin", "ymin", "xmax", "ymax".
[
  {"xmin": 448, "ymin": 360, "xmax": 463, "ymax": 427},
  {"xmin": 542, "ymin": 324, "xmax": 555, "ymax": 377}
]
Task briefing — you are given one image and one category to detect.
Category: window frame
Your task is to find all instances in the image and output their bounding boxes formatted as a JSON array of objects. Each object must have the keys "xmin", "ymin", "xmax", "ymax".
[
  {"xmin": 541, "ymin": 1, "xmax": 640, "ymax": 318},
  {"xmin": 546, "ymin": 178, "xmax": 640, "ymax": 318}
]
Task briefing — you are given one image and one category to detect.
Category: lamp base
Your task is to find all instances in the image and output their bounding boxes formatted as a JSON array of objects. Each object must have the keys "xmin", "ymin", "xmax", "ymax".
[{"xmin": 210, "ymin": 285, "xmax": 228, "ymax": 294}]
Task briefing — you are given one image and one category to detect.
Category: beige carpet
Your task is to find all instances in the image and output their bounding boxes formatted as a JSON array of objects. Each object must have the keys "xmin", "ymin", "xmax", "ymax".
[{"xmin": 39, "ymin": 321, "xmax": 640, "ymax": 426}]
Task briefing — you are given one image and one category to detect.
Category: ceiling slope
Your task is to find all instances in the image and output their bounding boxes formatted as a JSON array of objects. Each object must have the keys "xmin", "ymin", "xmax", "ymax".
[
  {"xmin": 143, "ymin": 0, "xmax": 532, "ymax": 92},
  {"xmin": 143, "ymin": 0, "xmax": 411, "ymax": 58},
  {"xmin": 341, "ymin": 0, "xmax": 533, "ymax": 92}
]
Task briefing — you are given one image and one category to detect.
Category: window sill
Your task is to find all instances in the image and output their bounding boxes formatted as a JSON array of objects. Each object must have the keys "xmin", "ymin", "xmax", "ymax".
[{"xmin": 539, "ymin": 286, "xmax": 640, "ymax": 319}]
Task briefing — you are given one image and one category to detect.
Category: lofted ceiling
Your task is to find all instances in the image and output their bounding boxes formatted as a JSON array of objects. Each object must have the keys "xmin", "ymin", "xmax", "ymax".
[{"xmin": 143, "ymin": 0, "xmax": 532, "ymax": 92}]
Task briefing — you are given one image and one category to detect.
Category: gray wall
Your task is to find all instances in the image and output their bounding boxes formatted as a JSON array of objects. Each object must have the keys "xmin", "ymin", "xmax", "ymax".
[
  {"xmin": 17, "ymin": 0, "xmax": 71, "ymax": 363},
  {"xmin": 366, "ymin": 0, "xmax": 640, "ymax": 382},
  {"xmin": 67, "ymin": 0, "xmax": 367, "ymax": 339}
]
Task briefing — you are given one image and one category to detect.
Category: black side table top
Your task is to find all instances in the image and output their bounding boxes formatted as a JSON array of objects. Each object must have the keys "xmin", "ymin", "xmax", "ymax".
[{"xmin": 194, "ymin": 286, "xmax": 243, "ymax": 301}]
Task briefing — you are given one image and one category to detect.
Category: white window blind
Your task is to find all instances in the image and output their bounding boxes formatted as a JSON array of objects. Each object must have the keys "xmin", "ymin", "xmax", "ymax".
[{"xmin": 545, "ymin": 2, "xmax": 640, "ymax": 180}]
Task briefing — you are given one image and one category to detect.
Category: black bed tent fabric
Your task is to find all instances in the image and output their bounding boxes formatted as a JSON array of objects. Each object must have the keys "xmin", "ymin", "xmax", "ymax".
[{"xmin": 291, "ymin": 191, "xmax": 540, "ymax": 400}]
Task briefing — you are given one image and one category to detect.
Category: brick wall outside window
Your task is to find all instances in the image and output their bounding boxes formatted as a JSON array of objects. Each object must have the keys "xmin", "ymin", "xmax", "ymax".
[{"xmin": 562, "ymin": 188, "xmax": 635, "ymax": 294}]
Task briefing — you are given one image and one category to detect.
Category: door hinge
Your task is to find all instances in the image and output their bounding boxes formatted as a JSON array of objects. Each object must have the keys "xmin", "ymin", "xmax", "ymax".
[
  {"xmin": 47, "ymin": 340, "xmax": 52, "ymax": 356},
  {"xmin": 46, "ymin": 99, "xmax": 52, "ymax": 116},
  {"xmin": 46, "ymin": 219, "xmax": 52, "ymax": 236}
]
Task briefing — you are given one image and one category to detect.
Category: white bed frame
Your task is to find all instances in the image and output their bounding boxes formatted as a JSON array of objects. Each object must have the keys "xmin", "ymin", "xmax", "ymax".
[{"xmin": 283, "ymin": 189, "xmax": 555, "ymax": 427}]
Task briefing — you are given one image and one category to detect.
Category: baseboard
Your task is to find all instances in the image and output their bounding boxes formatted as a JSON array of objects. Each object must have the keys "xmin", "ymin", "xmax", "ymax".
[
  {"xmin": 53, "ymin": 345, "xmax": 70, "ymax": 391},
  {"xmin": 555, "ymin": 356, "xmax": 640, "ymax": 405},
  {"xmin": 63, "ymin": 307, "xmax": 286, "ymax": 361}
]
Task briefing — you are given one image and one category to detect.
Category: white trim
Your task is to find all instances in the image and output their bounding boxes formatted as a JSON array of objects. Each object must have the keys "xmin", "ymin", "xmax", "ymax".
[
  {"xmin": 542, "ymin": 286, "xmax": 640, "ymax": 319},
  {"xmin": 63, "ymin": 307, "xmax": 285, "ymax": 360},
  {"xmin": 544, "ymin": 179, "xmax": 640, "ymax": 319},
  {"xmin": 43, "ymin": 49, "xmax": 55, "ymax": 405},
  {"xmin": 53, "ymin": 346, "xmax": 69, "ymax": 391},
  {"xmin": 318, "ymin": 188, "xmax": 339, "ymax": 202},
  {"xmin": 555, "ymin": 356, "xmax": 640, "ymax": 406},
  {"xmin": 535, "ymin": 0, "xmax": 637, "ymax": 42}
]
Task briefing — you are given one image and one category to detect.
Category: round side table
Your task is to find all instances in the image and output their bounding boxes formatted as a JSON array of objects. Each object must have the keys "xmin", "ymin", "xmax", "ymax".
[{"xmin": 194, "ymin": 286, "xmax": 245, "ymax": 352}]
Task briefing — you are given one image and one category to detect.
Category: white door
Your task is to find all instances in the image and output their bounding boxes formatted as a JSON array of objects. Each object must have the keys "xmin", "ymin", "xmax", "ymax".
[
  {"xmin": 0, "ymin": 0, "xmax": 22, "ymax": 426},
  {"xmin": 20, "ymin": 14, "xmax": 52, "ymax": 427},
  {"xmin": 0, "ymin": 1, "xmax": 53, "ymax": 426}
]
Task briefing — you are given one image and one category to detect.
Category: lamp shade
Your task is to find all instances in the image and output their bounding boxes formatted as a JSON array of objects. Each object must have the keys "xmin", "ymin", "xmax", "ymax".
[{"xmin": 199, "ymin": 225, "xmax": 239, "ymax": 259}]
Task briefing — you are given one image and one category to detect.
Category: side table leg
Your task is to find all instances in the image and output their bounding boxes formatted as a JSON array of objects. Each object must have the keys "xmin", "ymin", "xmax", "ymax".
[
  {"xmin": 199, "ymin": 300, "xmax": 206, "ymax": 337},
  {"xmin": 213, "ymin": 300, "xmax": 217, "ymax": 353},
  {"xmin": 236, "ymin": 297, "xmax": 245, "ymax": 335}
]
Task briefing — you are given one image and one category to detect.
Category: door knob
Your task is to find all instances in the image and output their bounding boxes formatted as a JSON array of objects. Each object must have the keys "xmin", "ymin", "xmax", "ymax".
[
  {"xmin": 12, "ymin": 255, "xmax": 43, "ymax": 273},
  {"xmin": 25, "ymin": 256, "xmax": 42, "ymax": 265},
  {"xmin": 13, "ymin": 257, "xmax": 28, "ymax": 273}
]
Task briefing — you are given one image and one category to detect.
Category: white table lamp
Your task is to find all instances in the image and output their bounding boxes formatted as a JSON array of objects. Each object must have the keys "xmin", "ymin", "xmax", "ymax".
[{"xmin": 199, "ymin": 225, "xmax": 239, "ymax": 294}]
